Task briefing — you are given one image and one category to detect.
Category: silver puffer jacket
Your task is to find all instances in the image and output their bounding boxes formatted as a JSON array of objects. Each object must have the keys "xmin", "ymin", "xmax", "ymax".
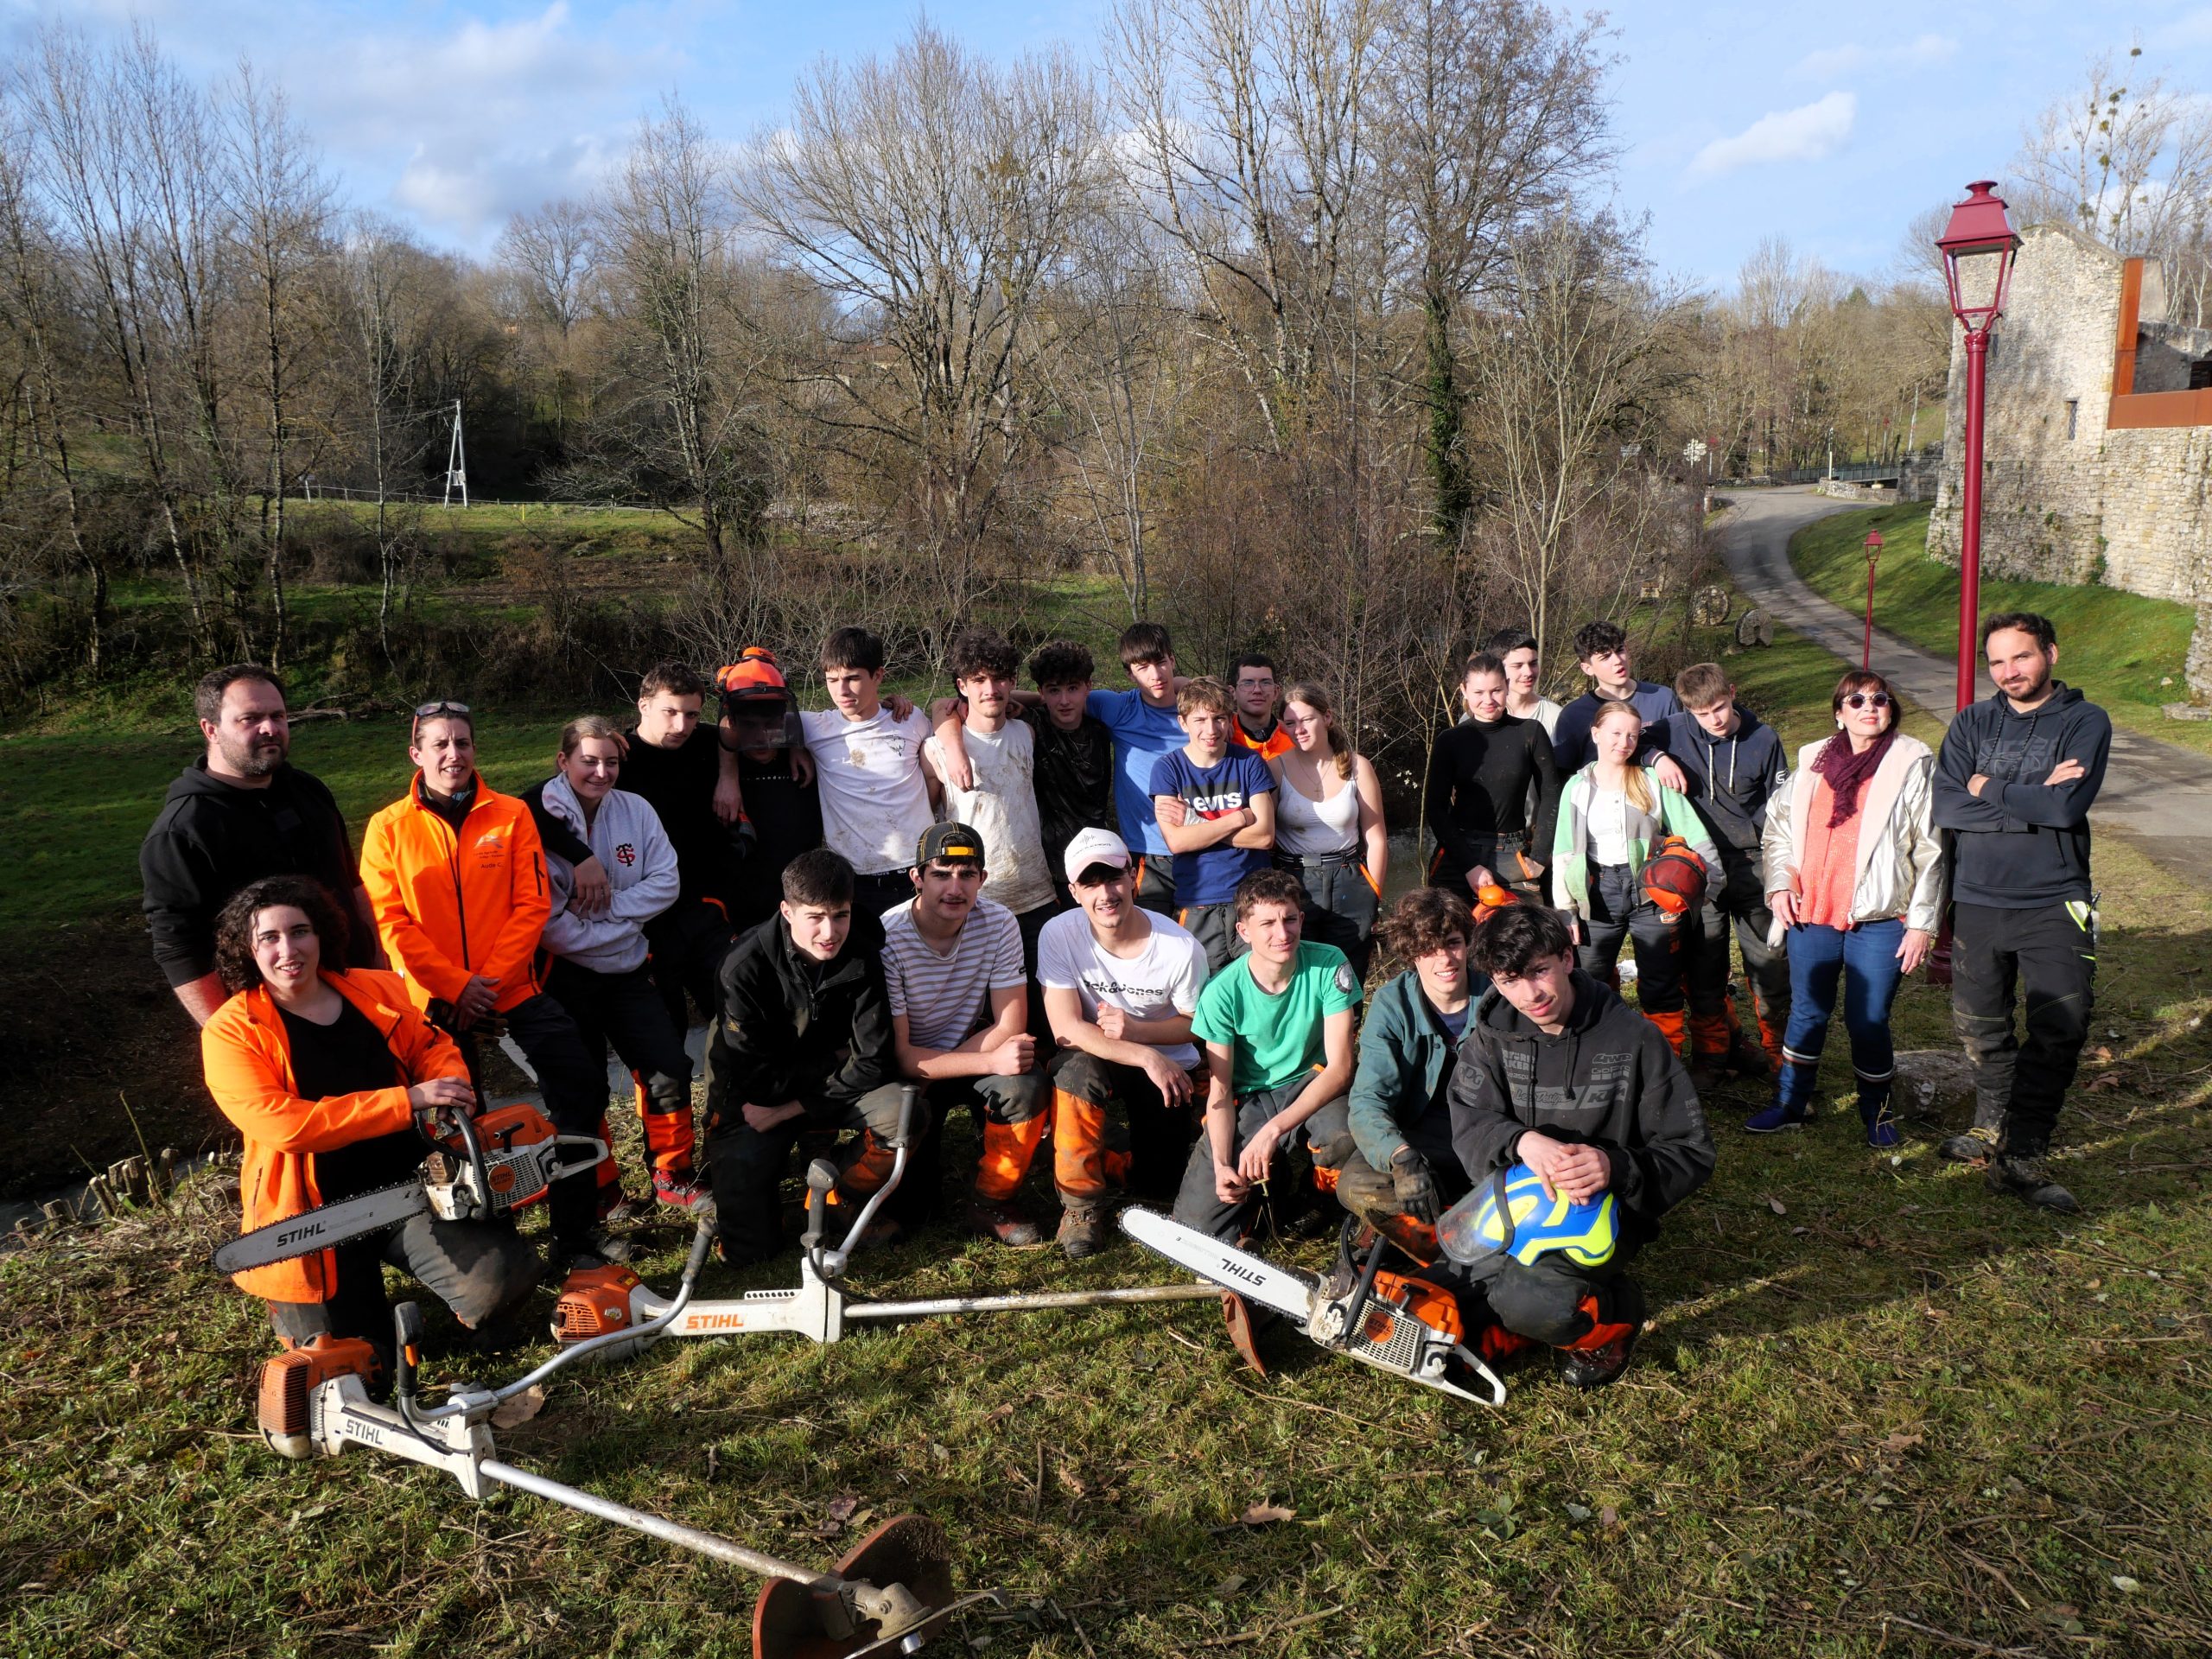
[{"xmin": 1761, "ymin": 734, "xmax": 1946, "ymax": 933}]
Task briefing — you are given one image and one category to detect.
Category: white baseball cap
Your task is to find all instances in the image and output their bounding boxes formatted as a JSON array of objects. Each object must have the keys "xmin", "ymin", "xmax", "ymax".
[{"xmin": 1063, "ymin": 827, "xmax": 1134, "ymax": 885}]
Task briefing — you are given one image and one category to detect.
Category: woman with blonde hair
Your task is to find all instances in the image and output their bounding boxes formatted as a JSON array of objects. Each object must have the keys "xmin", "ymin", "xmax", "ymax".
[
  {"xmin": 1753, "ymin": 669, "xmax": 1943, "ymax": 1147},
  {"xmin": 1550, "ymin": 700, "xmax": 1723, "ymax": 1057},
  {"xmin": 524, "ymin": 715, "xmax": 702, "ymax": 1211},
  {"xmin": 1270, "ymin": 681, "xmax": 1389, "ymax": 978}
]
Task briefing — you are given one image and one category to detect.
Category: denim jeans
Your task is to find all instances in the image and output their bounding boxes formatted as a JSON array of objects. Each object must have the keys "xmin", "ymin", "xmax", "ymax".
[{"xmin": 1776, "ymin": 918, "xmax": 1904, "ymax": 1113}]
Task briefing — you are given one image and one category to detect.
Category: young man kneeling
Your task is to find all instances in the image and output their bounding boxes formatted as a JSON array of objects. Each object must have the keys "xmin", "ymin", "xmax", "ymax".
[
  {"xmin": 1040, "ymin": 829, "xmax": 1211, "ymax": 1257},
  {"xmin": 705, "ymin": 849, "xmax": 916, "ymax": 1266},
  {"xmin": 1446, "ymin": 904, "xmax": 1713, "ymax": 1389},
  {"xmin": 1336, "ymin": 889, "xmax": 1478, "ymax": 1260}
]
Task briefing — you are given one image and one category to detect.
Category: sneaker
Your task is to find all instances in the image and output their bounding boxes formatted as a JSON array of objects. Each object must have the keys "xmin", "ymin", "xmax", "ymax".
[
  {"xmin": 1744, "ymin": 1101, "xmax": 1809, "ymax": 1134},
  {"xmin": 1986, "ymin": 1152, "xmax": 2080, "ymax": 1214},
  {"xmin": 1056, "ymin": 1202, "xmax": 1112, "ymax": 1260},
  {"xmin": 1559, "ymin": 1325, "xmax": 1639, "ymax": 1389},
  {"xmin": 1939, "ymin": 1124, "xmax": 2000, "ymax": 1166},
  {"xmin": 967, "ymin": 1197, "xmax": 1042, "ymax": 1247},
  {"xmin": 652, "ymin": 1168, "xmax": 709, "ymax": 1211}
]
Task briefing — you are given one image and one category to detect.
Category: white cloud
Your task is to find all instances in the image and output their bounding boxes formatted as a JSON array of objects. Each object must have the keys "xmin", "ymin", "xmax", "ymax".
[
  {"xmin": 1688, "ymin": 92, "xmax": 1857, "ymax": 179},
  {"xmin": 1796, "ymin": 34, "xmax": 1955, "ymax": 82}
]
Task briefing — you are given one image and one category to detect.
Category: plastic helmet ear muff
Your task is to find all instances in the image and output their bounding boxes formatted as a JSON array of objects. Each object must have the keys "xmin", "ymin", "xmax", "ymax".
[{"xmin": 1436, "ymin": 1163, "xmax": 1619, "ymax": 1270}]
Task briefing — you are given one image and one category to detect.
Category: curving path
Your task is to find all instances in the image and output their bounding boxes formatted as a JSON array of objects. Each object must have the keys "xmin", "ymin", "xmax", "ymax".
[{"xmin": 1713, "ymin": 486, "xmax": 2212, "ymax": 890}]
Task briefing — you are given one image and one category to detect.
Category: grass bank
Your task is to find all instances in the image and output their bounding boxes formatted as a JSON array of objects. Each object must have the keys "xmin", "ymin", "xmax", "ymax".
[{"xmin": 1788, "ymin": 501, "xmax": 2211, "ymax": 755}]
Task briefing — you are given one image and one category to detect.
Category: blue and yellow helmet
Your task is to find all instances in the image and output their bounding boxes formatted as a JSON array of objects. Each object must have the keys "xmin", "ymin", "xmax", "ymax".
[{"xmin": 1436, "ymin": 1163, "xmax": 1618, "ymax": 1269}]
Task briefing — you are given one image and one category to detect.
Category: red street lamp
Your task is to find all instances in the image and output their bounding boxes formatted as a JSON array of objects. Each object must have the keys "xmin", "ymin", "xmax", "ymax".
[
  {"xmin": 1936, "ymin": 180, "xmax": 2022, "ymax": 711},
  {"xmin": 1862, "ymin": 529, "xmax": 1884, "ymax": 669}
]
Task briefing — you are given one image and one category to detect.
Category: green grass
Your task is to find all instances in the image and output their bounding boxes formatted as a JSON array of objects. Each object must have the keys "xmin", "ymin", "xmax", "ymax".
[
  {"xmin": 7, "ymin": 811, "xmax": 2208, "ymax": 1656},
  {"xmin": 8, "ymin": 593, "xmax": 2211, "ymax": 1654},
  {"xmin": 1789, "ymin": 501, "xmax": 2211, "ymax": 754}
]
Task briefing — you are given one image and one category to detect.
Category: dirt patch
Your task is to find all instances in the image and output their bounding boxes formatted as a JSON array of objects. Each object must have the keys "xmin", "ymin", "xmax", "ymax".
[{"xmin": 0, "ymin": 913, "xmax": 222, "ymax": 1198}]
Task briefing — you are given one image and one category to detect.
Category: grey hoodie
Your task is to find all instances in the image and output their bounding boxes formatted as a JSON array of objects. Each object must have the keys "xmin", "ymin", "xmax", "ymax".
[{"xmin": 528, "ymin": 776, "xmax": 681, "ymax": 974}]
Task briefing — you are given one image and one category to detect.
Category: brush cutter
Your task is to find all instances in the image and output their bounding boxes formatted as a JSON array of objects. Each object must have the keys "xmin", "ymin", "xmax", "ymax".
[
  {"xmin": 1119, "ymin": 1206, "xmax": 1506, "ymax": 1407},
  {"xmin": 256, "ymin": 1241, "xmax": 991, "ymax": 1656},
  {"xmin": 550, "ymin": 1084, "xmax": 1222, "ymax": 1356}
]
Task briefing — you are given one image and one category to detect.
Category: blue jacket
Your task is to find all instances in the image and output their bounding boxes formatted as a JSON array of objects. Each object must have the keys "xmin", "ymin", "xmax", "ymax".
[
  {"xmin": 1551, "ymin": 682, "xmax": 1682, "ymax": 773},
  {"xmin": 1347, "ymin": 969, "xmax": 1465, "ymax": 1170}
]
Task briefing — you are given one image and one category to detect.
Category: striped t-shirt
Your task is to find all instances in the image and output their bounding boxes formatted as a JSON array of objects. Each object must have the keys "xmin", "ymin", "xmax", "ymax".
[{"xmin": 879, "ymin": 896, "xmax": 1027, "ymax": 1052}]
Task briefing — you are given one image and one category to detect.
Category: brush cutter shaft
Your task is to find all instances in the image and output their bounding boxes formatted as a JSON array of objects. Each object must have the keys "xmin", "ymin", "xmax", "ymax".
[{"xmin": 848, "ymin": 1284, "xmax": 1223, "ymax": 1320}]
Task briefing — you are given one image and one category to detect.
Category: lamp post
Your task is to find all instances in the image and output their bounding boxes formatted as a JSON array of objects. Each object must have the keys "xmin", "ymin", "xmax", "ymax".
[
  {"xmin": 1862, "ymin": 529, "xmax": 1884, "ymax": 669},
  {"xmin": 1936, "ymin": 181, "xmax": 2022, "ymax": 711}
]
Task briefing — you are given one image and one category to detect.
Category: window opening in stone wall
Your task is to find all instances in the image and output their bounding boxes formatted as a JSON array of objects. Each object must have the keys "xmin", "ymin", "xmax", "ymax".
[
  {"xmin": 2191, "ymin": 359, "xmax": 2212, "ymax": 390},
  {"xmin": 2066, "ymin": 398, "xmax": 2078, "ymax": 439}
]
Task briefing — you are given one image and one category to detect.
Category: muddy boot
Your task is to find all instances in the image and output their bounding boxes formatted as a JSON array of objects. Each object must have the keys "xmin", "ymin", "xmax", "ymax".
[
  {"xmin": 968, "ymin": 1195, "xmax": 1043, "ymax": 1247},
  {"xmin": 1055, "ymin": 1198, "xmax": 1112, "ymax": 1260},
  {"xmin": 1940, "ymin": 1101, "xmax": 2005, "ymax": 1166},
  {"xmin": 1728, "ymin": 1027, "xmax": 1772, "ymax": 1080},
  {"xmin": 1986, "ymin": 1149, "xmax": 2080, "ymax": 1214}
]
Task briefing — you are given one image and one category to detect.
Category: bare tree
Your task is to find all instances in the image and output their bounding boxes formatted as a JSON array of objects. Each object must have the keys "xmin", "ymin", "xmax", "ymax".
[
  {"xmin": 743, "ymin": 20, "xmax": 1103, "ymax": 619},
  {"xmin": 220, "ymin": 59, "xmax": 331, "ymax": 669},
  {"xmin": 1372, "ymin": 0, "xmax": 1614, "ymax": 538},
  {"xmin": 337, "ymin": 213, "xmax": 436, "ymax": 652},
  {"xmin": 1107, "ymin": 0, "xmax": 1386, "ymax": 446},
  {"xmin": 588, "ymin": 100, "xmax": 772, "ymax": 572},
  {"xmin": 499, "ymin": 199, "xmax": 595, "ymax": 340}
]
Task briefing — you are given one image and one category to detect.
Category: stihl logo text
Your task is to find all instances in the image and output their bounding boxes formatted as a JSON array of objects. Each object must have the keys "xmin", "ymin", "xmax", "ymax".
[
  {"xmin": 1215, "ymin": 1255, "xmax": 1266, "ymax": 1286},
  {"xmin": 276, "ymin": 1221, "xmax": 326, "ymax": 1247},
  {"xmin": 683, "ymin": 1313, "xmax": 751, "ymax": 1332},
  {"xmin": 343, "ymin": 1419, "xmax": 386, "ymax": 1446}
]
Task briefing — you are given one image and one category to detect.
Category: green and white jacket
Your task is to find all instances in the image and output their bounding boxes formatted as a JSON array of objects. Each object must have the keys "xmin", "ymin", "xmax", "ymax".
[{"xmin": 1549, "ymin": 766, "xmax": 1726, "ymax": 918}]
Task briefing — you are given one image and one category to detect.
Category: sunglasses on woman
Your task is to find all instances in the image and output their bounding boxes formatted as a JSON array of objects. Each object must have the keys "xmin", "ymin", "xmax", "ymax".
[{"xmin": 1843, "ymin": 692, "xmax": 1892, "ymax": 710}]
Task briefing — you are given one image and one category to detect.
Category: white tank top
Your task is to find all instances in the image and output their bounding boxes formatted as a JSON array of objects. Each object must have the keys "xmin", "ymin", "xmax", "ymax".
[{"xmin": 1275, "ymin": 763, "xmax": 1362, "ymax": 855}]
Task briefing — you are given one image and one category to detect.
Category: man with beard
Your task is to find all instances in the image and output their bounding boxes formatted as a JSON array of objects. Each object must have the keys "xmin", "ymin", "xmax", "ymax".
[
  {"xmin": 142, "ymin": 664, "xmax": 375, "ymax": 1026},
  {"xmin": 1932, "ymin": 613, "xmax": 2111, "ymax": 1214}
]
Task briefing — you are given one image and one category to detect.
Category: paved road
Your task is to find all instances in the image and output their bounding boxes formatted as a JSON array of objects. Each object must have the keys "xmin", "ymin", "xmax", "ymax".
[{"xmin": 1714, "ymin": 486, "xmax": 2212, "ymax": 890}]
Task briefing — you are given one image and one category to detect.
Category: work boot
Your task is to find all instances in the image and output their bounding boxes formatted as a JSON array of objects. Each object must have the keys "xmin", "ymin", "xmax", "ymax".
[
  {"xmin": 1728, "ymin": 1028, "xmax": 1773, "ymax": 1079},
  {"xmin": 1559, "ymin": 1324, "xmax": 1640, "ymax": 1390},
  {"xmin": 968, "ymin": 1196, "xmax": 1043, "ymax": 1247},
  {"xmin": 1688, "ymin": 1054, "xmax": 1728, "ymax": 1093},
  {"xmin": 551, "ymin": 1227, "xmax": 634, "ymax": 1281},
  {"xmin": 1940, "ymin": 1103, "xmax": 2006, "ymax": 1166},
  {"xmin": 1986, "ymin": 1151, "xmax": 2080, "ymax": 1214},
  {"xmin": 652, "ymin": 1167, "xmax": 709, "ymax": 1211},
  {"xmin": 1055, "ymin": 1199, "xmax": 1112, "ymax": 1260}
]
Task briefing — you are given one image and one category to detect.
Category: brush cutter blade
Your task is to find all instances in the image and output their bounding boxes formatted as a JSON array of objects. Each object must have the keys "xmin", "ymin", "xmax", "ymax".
[{"xmin": 753, "ymin": 1514, "xmax": 963, "ymax": 1658}]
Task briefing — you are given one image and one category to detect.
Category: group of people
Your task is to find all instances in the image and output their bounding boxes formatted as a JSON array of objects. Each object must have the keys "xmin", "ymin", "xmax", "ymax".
[{"xmin": 143, "ymin": 604, "xmax": 2108, "ymax": 1389}]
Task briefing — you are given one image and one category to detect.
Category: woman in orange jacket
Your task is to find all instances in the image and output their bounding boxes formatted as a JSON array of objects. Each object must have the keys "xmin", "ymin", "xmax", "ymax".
[{"xmin": 202, "ymin": 875, "xmax": 540, "ymax": 1362}]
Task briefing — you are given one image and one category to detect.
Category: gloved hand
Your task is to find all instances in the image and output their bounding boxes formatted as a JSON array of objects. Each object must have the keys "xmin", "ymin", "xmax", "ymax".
[{"xmin": 1389, "ymin": 1148, "xmax": 1441, "ymax": 1225}]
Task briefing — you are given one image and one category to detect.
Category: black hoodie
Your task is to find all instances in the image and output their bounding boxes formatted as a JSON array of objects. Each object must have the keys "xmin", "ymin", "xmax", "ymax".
[
  {"xmin": 705, "ymin": 912, "xmax": 895, "ymax": 1122},
  {"xmin": 1931, "ymin": 682, "xmax": 2109, "ymax": 907},
  {"xmin": 1653, "ymin": 704, "xmax": 1788, "ymax": 856},
  {"xmin": 138, "ymin": 759, "xmax": 361, "ymax": 988},
  {"xmin": 1447, "ymin": 969, "xmax": 1714, "ymax": 1242}
]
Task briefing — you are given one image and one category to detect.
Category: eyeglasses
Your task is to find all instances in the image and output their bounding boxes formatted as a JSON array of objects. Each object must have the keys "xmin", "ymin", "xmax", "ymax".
[
  {"xmin": 412, "ymin": 700, "xmax": 472, "ymax": 738},
  {"xmin": 1843, "ymin": 692, "xmax": 1893, "ymax": 710}
]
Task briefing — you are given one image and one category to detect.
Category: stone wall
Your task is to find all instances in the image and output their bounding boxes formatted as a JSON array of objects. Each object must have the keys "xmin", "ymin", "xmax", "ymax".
[{"xmin": 1928, "ymin": 224, "xmax": 2212, "ymax": 696}]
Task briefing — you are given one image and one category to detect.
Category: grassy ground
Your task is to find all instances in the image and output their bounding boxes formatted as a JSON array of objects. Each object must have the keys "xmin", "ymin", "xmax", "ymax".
[
  {"xmin": 7, "ymin": 594, "xmax": 2209, "ymax": 1656},
  {"xmin": 1789, "ymin": 501, "xmax": 2212, "ymax": 756}
]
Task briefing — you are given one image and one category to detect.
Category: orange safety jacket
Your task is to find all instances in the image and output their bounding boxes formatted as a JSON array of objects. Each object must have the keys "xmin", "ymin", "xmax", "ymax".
[
  {"xmin": 201, "ymin": 969, "xmax": 467, "ymax": 1306},
  {"xmin": 359, "ymin": 773, "xmax": 551, "ymax": 1015}
]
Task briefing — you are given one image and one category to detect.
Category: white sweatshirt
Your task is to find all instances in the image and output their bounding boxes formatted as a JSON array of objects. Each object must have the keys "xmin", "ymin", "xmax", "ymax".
[{"xmin": 537, "ymin": 775, "xmax": 680, "ymax": 975}]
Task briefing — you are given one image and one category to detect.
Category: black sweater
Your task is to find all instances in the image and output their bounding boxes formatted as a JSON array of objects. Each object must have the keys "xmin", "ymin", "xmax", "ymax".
[
  {"xmin": 1931, "ymin": 683, "xmax": 2109, "ymax": 906},
  {"xmin": 1447, "ymin": 970, "xmax": 1714, "ymax": 1243},
  {"xmin": 1424, "ymin": 715, "xmax": 1560, "ymax": 880},
  {"xmin": 139, "ymin": 760, "xmax": 362, "ymax": 988},
  {"xmin": 621, "ymin": 725, "xmax": 734, "ymax": 907},
  {"xmin": 706, "ymin": 914, "xmax": 894, "ymax": 1118}
]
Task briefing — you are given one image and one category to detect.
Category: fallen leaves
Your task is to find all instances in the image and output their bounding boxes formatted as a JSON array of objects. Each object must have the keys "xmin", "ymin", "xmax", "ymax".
[
  {"xmin": 1238, "ymin": 1502, "xmax": 1295, "ymax": 1527},
  {"xmin": 1765, "ymin": 1195, "xmax": 1788, "ymax": 1216},
  {"xmin": 488, "ymin": 1386, "xmax": 543, "ymax": 1429}
]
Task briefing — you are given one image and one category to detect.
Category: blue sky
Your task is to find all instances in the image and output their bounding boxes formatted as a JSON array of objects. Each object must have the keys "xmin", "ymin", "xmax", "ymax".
[{"xmin": 9, "ymin": 0, "xmax": 2212, "ymax": 290}]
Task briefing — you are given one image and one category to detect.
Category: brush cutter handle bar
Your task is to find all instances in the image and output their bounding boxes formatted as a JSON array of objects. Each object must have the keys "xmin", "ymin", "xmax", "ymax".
[
  {"xmin": 814, "ymin": 1084, "xmax": 921, "ymax": 1279},
  {"xmin": 479, "ymin": 1458, "xmax": 892, "ymax": 1607}
]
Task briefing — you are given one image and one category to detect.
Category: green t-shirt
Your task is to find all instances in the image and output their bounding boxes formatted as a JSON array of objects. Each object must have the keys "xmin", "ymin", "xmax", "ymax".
[{"xmin": 1192, "ymin": 941, "xmax": 1363, "ymax": 1096}]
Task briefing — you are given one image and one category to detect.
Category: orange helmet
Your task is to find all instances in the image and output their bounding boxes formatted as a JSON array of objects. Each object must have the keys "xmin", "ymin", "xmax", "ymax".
[
  {"xmin": 716, "ymin": 646, "xmax": 789, "ymax": 702},
  {"xmin": 1638, "ymin": 834, "xmax": 1708, "ymax": 918}
]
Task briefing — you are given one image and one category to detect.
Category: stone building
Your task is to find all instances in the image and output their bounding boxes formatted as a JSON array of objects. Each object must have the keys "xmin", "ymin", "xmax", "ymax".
[{"xmin": 1928, "ymin": 222, "xmax": 2212, "ymax": 696}]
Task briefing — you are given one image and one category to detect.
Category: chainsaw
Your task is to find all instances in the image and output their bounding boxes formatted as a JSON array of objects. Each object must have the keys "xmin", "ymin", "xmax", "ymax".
[
  {"xmin": 257, "ymin": 1276, "xmax": 993, "ymax": 1656},
  {"xmin": 213, "ymin": 1101, "xmax": 607, "ymax": 1275},
  {"xmin": 1118, "ymin": 1206, "xmax": 1505, "ymax": 1407}
]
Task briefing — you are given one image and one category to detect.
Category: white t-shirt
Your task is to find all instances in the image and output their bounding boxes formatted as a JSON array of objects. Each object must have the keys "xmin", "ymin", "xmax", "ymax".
[
  {"xmin": 880, "ymin": 896, "xmax": 1027, "ymax": 1054},
  {"xmin": 801, "ymin": 705, "xmax": 936, "ymax": 875},
  {"xmin": 1587, "ymin": 784, "xmax": 1633, "ymax": 866},
  {"xmin": 1037, "ymin": 907, "xmax": 1209, "ymax": 1070},
  {"xmin": 925, "ymin": 721, "xmax": 1054, "ymax": 915}
]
